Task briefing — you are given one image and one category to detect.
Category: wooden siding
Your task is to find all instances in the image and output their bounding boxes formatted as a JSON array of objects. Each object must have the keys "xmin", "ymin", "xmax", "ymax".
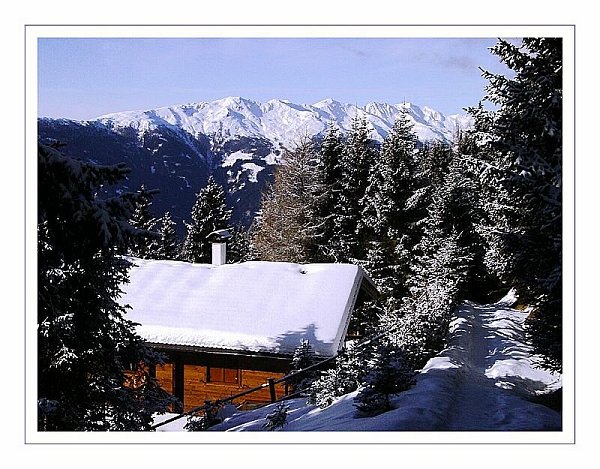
[
  {"xmin": 181, "ymin": 364, "xmax": 286, "ymax": 412},
  {"xmin": 152, "ymin": 349, "xmax": 290, "ymax": 412},
  {"xmin": 155, "ymin": 363, "xmax": 173, "ymax": 394}
]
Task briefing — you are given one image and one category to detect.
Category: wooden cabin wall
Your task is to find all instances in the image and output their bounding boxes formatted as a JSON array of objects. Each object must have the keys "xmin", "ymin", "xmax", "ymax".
[
  {"xmin": 182, "ymin": 365, "xmax": 285, "ymax": 412},
  {"xmin": 153, "ymin": 351, "xmax": 289, "ymax": 412},
  {"xmin": 155, "ymin": 363, "xmax": 173, "ymax": 394}
]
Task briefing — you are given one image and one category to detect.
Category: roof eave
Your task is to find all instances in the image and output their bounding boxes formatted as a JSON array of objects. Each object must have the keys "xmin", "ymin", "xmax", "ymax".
[{"xmin": 144, "ymin": 342, "xmax": 334, "ymax": 360}]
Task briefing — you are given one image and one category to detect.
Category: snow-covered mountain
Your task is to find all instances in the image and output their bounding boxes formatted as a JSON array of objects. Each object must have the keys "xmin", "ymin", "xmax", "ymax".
[
  {"xmin": 97, "ymin": 96, "xmax": 472, "ymax": 150},
  {"xmin": 38, "ymin": 97, "xmax": 473, "ymax": 230}
]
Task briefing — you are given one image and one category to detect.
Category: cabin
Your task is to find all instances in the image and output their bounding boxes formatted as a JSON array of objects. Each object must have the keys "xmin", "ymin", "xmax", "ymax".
[{"xmin": 119, "ymin": 238, "xmax": 377, "ymax": 412}]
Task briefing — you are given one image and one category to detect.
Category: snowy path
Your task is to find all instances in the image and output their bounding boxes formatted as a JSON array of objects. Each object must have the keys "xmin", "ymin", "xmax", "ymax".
[{"xmin": 442, "ymin": 302, "xmax": 561, "ymax": 430}]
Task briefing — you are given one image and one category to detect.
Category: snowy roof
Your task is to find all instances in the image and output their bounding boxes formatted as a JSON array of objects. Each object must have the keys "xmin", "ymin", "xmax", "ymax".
[{"xmin": 119, "ymin": 258, "xmax": 374, "ymax": 357}]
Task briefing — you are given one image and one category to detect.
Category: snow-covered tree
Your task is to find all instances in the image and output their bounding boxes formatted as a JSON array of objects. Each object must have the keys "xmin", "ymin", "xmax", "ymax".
[
  {"xmin": 453, "ymin": 131, "xmax": 503, "ymax": 301},
  {"xmin": 154, "ymin": 211, "xmax": 180, "ymax": 260},
  {"xmin": 181, "ymin": 176, "xmax": 231, "ymax": 263},
  {"xmin": 384, "ymin": 233, "xmax": 472, "ymax": 368},
  {"xmin": 263, "ymin": 402, "xmax": 290, "ymax": 431},
  {"xmin": 312, "ymin": 122, "xmax": 345, "ymax": 262},
  {"xmin": 360, "ymin": 113, "xmax": 416, "ymax": 238},
  {"xmin": 288, "ymin": 340, "xmax": 319, "ymax": 395},
  {"xmin": 471, "ymin": 38, "xmax": 563, "ymax": 371},
  {"xmin": 359, "ymin": 113, "xmax": 418, "ymax": 302},
  {"xmin": 37, "ymin": 142, "xmax": 175, "ymax": 431},
  {"xmin": 227, "ymin": 224, "xmax": 254, "ymax": 263},
  {"xmin": 252, "ymin": 137, "xmax": 322, "ymax": 262},
  {"xmin": 185, "ymin": 402, "xmax": 222, "ymax": 431},
  {"xmin": 378, "ymin": 142, "xmax": 476, "ymax": 369},
  {"xmin": 307, "ymin": 367, "xmax": 358, "ymax": 409},
  {"xmin": 127, "ymin": 184, "xmax": 159, "ymax": 259},
  {"xmin": 354, "ymin": 344, "xmax": 415, "ymax": 416},
  {"xmin": 330, "ymin": 115, "xmax": 377, "ymax": 262},
  {"xmin": 409, "ymin": 151, "xmax": 474, "ymax": 293},
  {"xmin": 307, "ymin": 340, "xmax": 375, "ymax": 408}
]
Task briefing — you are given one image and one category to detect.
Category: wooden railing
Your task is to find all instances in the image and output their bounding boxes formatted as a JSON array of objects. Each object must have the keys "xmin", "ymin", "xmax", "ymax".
[
  {"xmin": 151, "ymin": 331, "xmax": 388, "ymax": 430},
  {"xmin": 151, "ymin": 353, "xmax": 338, "ymax": 430}
]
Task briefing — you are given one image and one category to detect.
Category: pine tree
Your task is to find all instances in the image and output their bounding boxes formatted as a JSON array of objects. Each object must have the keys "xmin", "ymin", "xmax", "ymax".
[
  {"xmin": 227, "ymin": 224, "xmax": 253, "ymax": 263},
  {"xmin": 128, "ymin": 184, "xmax": 159, "ymax": 259},
  {"xmin": 359, "ymin": 113, "xmax": 418, "ymax": 302},
  {"xmin": 263, "ymin": 402, "xmax": 290, "ymax": 431},
  {"xmin": 252, "ymin": 137, "xmax": 322, "ymax": 262},
  {"xmin": 361, "ymin": 113, "xmax": 416, "ymax": 238},
  {"xmin": 410, "ymin": 152, "xmax": 474, "ymax": 293},
  {"xmin": 313, "ymin": 122, "xmax": 345, "ymax": 262},
  {"xmin": 354, "ymin": 344, "xmax": 415, "ymax": 416},
  {"xmin": 330, "ymin": 115, "xmax": 377, "ymax": 262},
  {"xmin": 155, "ymin": 211, "xmax": 180, "ymax": 260},
  {"xmin": 471, "ymin": 38, "xmax": 563, "ymax": 371},
  {"xmin": 307, "ymin": 367, "xmax": 359, "ymax": 409},
  {"xmin": 452, "ymin": 132, "xmax": 502, "ymax": 301},
  {"xmin": 37, "ymin": 143, "xmax": 175, "ymax": 431},
  {"xmin": 181, "ymin": 176, "xmax": 231, "ymax": 263},
  {"xmin": 184, "ymin": 402, "xmax": 222, "ymax": 431},
  {"xmin": 379, "ymin": 143, "xmax": 476, "ymax": 369},
  {"xmin": 288, "ymin": 340, "xmax": 319, "ymax": 395},
  {"xmin": 307, "ymin": 339, "xmax": 375, "ymax": 408}
]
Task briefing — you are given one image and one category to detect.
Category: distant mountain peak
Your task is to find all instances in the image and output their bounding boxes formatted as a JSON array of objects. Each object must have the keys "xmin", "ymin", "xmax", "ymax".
[{"xmin": 93, "ymin": 96, "xmax": 472, "ymax": 146}]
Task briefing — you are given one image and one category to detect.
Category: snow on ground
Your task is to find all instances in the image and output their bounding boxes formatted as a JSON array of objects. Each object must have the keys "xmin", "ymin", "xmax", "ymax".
[
  {"xmin": 240, "ymin": 162, "xmax": 264, "ymax": 182},
  {"xmin": 221, "ymin": 150, "xmax": 254, "ymax": 167},
  {"xmin": 156, "ymin": 295, "xmax": 561, "ymax": 432}
]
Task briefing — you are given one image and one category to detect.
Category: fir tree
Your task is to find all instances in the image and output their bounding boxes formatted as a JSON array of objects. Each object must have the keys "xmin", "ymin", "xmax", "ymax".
[
  {"xmin": 354, "ymin": 344, "xmax": 415, "ymax": 416},
  {"xmin": 155, "ymin": 211, "xmax": 180, "ymax": 260},
  {"xmin": 227, "ymin": 224, "xmax": 254, "ymax": 263},
  {"xmin": 263, "ymin": 402, "xmax": 290, "ymax": 431},
  {"xmin": 37, "ymin": 143, "xmax": 175, "ymax": 431},
  {"xmin": 359, "ymin": 113, "xmax": 418, "ymax": 302},
  {"xmin": 471, "ymin": 38, "xmax": 563, "ymax": 371},
  {"xmin": 181, "ymin": 176, "xmax": 231, "ymax": 263},
  {"xmin": 330, "ymin": 115, "xmax": 377, "ymax": 262},
  {"xmin": 313, "ymin": 122, "xmax": 345, "ymax": 262},
  {"xmin": 128, "ymin": 184, "xmax": 159, "ymax": 259},
  {"xmin": 307, "ymin": 340, "xmax": 375, "ymax": 408},
  {"xmin": 409, "ymin": 151, "xmax": 474, "ymax": 295},
  {"xmin": 379, "ymin": 143, "xmax": 475, "ymax": 369},
  {"xmin": 288, "ymin": 340, "xmax": 319, "ymax": 395},
  {"xmin": 184, "ymin": 402, "xmax": 222, "ymax": 431},
  {"xmin": 360, "ymin": 113, "xmax": 416, "ymax": 239},
  {"xmin": 307, "ymin": 367, "xmax": 358, "ymax": 409},
  {"xmin": 451, "ymin": 133, "xmax": 501, "ymax": 301}
]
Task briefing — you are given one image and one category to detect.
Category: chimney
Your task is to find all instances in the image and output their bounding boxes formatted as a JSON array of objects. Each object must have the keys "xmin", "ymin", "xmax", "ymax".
[
  {"xmin": 212, "ymin": 242, "xmax": 227, "ymax": 266},
  {"xmin": 206, "ymin": 229, "xmax": 232, "ymax": 266}
]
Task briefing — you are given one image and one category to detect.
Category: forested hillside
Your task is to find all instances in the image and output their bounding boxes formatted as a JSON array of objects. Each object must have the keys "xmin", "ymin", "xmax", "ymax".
[{"xmin": 36, "ymin": 37, "xmax": 563, "ymax": 431}]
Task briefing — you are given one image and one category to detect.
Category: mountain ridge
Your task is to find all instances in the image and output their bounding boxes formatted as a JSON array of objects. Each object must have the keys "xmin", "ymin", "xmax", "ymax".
[
  {"xmin": 38, "ymin": 97, "xmax": 473, "ymax": 230},
  {"xmin": 91, "ymin": 96, "xmax": 472, "ymax": 149}
]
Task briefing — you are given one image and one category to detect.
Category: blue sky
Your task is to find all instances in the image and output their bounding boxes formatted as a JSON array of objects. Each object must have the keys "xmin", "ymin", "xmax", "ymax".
[{"xmin": 38, "ymin": 37, "xmax": 513, "ymax": 120}]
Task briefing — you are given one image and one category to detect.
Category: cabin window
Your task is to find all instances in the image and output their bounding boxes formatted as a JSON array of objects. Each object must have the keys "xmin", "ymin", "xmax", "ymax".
[{"xmin": 207, "ymin": 367, "xmax": 240, "ymax": 384}]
